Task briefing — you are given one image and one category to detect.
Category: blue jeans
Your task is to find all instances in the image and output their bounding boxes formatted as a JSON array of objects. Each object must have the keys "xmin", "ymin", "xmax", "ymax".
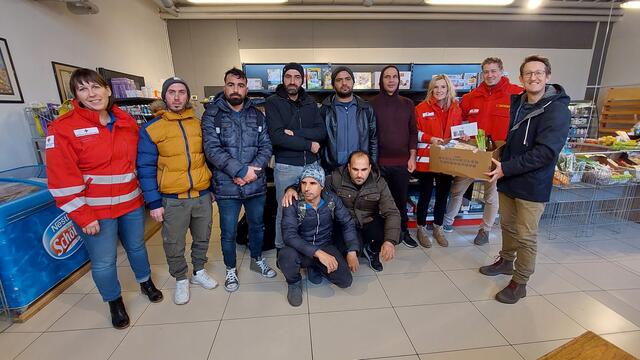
[
  {"xmin": 75, "ymin": 206, "xmax": 151, "ymax": 302},
  {"xmin": 217, "ymin": 195, "xmax": 266, "ymax": 268},
  {"xmin": 274, "ymin": 162, "xmax": 309, "ymax": 249}
]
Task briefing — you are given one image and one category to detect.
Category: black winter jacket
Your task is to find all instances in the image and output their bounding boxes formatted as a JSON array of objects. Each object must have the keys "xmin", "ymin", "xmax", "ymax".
[
  {"xmin": 281, "ymin": 190, "xmax": 359, "ymax": 258},
  {"xmin": 498, "ymin": 84, "xmax": 571, "ymax": 203},
  {"xmin": 202, "ymin": 93, "xmax": 272, "ymax": 200},
  {"xmin": 320, "ymin": 95, "xmax": 378, "ymax": 171},
  {"xmin": 265, "ymin": 85, "xmax": 326, "ymax": 166}
]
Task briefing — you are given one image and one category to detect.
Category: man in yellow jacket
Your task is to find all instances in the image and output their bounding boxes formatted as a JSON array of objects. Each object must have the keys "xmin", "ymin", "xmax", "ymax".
[{"xmin": 137, "ymin": 77, "xmax": 216, "ymax": 305}]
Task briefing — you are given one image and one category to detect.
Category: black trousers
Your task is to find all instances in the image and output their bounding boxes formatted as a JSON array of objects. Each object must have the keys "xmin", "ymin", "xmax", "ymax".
[
  {"xmin": 379, "ymin": 165, "xmax": 410, "ymax": 235},
  {"xmin": 414, "ymin": 171, "xmax": 453, "ymax": 226},
  {"xmin": 278, "ymin": 244, "xmax": 353, "ymax": 288},
  {"xmin": 360, "ymin": 215, "xmax": 386, "ymax": 253}
]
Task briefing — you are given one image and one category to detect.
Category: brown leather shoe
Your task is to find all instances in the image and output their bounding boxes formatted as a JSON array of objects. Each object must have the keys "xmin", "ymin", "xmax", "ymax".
[
  {"xmin": 433, "ymin": 224, "xmax": 449, "ymax": 247},
  {"xmin": 417, "ymin": 225, "xmax": 432, "ymax": 248},
  {"xmin": 495, "ymin": 280, "xmax": 527, "ymax": 304}
]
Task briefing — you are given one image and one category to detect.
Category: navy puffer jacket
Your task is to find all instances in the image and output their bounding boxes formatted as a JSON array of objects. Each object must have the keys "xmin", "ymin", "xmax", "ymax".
[{"xmin": 202, "ymin": 92, "xmax": 272, "ymax": 199}]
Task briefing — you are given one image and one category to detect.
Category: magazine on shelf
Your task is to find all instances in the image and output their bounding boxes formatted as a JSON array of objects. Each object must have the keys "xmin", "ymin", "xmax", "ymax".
[
  {"xmin": 306, "ymin": 67, "xmax": 322, "ymax": 90},
  {"xmin": 373, "ymin": 71, "xmax": 381, "ymax": 90},
  {"xmin": 353, "ymin": 72, "xmax": 372, "ymax": 89},
  {"xmin": 464, "ymin": 72, "xmax": 478, "ymax": 89},
  {"xmin": 399, "ymin": 71, "xmax": 411, "ymax": 89},
  {"xmin": 266, "ymin": 68, "xmax": 282, "ymax": 91},
  {"xmin": 322, "ymin": 67, "xmax": 333, "ymax": 89},
  {"xmin": 247, "ymin": 78, "xmax": 263, "ymax": 90}
]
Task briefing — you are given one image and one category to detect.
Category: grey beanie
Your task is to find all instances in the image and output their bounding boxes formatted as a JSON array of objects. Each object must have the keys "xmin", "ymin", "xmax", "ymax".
[
  {"xmin": 331, "ymin": 66, "xmax": 355, "ymax": 87},
  {"xmin": 161, "ymin": 77, "xmax": 191, "ymax": 102},
  {"xmin": 299, "ymin": 164, "xmax": 325, "ymax": 187}
]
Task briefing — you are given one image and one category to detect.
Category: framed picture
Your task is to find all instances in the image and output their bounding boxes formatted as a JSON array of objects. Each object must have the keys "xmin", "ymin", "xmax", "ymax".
[
  {"xmin": 52, "ymin": 61, "xmax": 81, "ymax": 102},
  {"xmin": 0, "ymin": 38, "xmax": 24, "ymax": 103}
]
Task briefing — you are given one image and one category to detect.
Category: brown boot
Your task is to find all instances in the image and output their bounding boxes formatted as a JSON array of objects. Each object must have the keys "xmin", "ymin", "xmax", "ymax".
[
  {"xmin": 417, "ymin": 225, "xmax": 432, "ymax": 248},
  {"xmin": 495, "ymin": 280, "xmax": 527, "ymax": 304},
  {"xmin": 433, "ymin": 224, "xmax": 449, "ymax": 247}
]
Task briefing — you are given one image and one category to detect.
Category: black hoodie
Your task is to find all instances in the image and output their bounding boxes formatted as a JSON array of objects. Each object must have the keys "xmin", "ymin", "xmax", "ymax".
[
  {"xmin": 265, "ymin": 84, "xmax": 327, "ymax": 166},
  {"xmin": 498, "ymin": 84, "xmax": 571, "ymax": 203}
]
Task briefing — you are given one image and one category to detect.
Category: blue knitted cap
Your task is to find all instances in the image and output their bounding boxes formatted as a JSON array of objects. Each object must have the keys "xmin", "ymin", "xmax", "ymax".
[{"xmin": 299, "ymin": 164, "xmax": 325, "ymax": 187}]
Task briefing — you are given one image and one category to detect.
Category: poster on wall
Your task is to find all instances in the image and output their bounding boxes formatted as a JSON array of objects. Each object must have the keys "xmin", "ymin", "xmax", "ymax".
[
  {"xmin": 52, "ymin": 61, "xmax": 82, "ymax": 103},
  {"xmin": 0, "ymin": 38, "xmax": 24, "ymax": 103}
]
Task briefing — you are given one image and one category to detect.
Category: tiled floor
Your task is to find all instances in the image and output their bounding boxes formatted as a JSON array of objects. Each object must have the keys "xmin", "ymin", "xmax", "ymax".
[{"xmin": 3, "ymin": 221, "xmax": 640, "ymax": 360}]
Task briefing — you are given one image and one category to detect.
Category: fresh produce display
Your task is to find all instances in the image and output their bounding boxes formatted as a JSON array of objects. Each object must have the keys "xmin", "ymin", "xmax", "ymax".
[{"xmin": 554, "ymin": 148, "xmax": 639, "ymax": 186}]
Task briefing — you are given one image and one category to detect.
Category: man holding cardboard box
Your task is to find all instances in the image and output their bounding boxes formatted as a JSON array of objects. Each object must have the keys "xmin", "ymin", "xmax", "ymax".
[
  {"xmin": 442, "ymin": 57, "xmax": 523, "ymax": 246},
  {"xmin": 480, "ymin": 55, "xmax": 571, "ymax": 304}
]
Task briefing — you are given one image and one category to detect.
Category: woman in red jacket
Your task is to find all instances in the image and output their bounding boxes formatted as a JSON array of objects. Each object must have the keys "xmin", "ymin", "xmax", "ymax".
[
  {"xmin": 46, "ymin": 69, "xmax": 163, "ymax": 329},
  {"xmin": 414, "ymin": 74, "xmax": 462, "ymax": 248}
]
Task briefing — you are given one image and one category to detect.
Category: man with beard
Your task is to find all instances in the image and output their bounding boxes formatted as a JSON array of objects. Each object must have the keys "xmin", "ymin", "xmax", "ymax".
[
  {"xmin": 278, "ymin": 164, "xmax": 359, "ymax": 307},
  {"xmin": 266, "ymin": 63, "xmax": 327, "ymax": 251},
  {"xmin": 370, "ymin": 65, "xmax": 419, "ymax": 248},
  {"xmin": 138, "ymin": 77, "xmax": 214, "ymax": 305},
  {"xmin": 202, "ymin": 68, "xmax": 277, "ymax": 293},
  {"xmin": 282, "ymin": 151, "xmax": 400, "ymax": 272},
  {"xmin": 320, "ymin": 66, "xmax": 377, "ymax": 172}
]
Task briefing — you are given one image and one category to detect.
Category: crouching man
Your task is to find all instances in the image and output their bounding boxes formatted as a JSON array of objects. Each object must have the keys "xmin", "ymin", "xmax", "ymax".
[{"xmin": 278, "ymin": 164, "xmax": 359, "ymax": 307}]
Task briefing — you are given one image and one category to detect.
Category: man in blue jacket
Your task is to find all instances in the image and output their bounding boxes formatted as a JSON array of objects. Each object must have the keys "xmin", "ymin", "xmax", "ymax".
[
  {"xmin": 481, "ymin": 55, "xmax": 571, "ymax": 304},
  {"xmin": 279, "ymin": 164, "xmax": 360, "ymax": 307},
  {"xmin": 202, "ymin": 68, "xmax": 277, "ymax": 293}
]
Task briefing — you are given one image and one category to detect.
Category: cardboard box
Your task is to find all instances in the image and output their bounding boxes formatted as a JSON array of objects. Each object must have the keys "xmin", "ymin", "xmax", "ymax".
[{"xmin": 429, "ymin": 141, "xmax": 504, "ymax": 180}]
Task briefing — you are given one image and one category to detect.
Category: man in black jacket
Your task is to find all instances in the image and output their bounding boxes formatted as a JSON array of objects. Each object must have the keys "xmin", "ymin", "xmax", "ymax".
[
  {"xmin": 481, "ymin": 55, "xmax": 570, "ymax": 304},
  {"xmin": 266, "ymin": 63, "xmax": 327, "ymax": 251},
  {"xmin": 321, "ymin": 66, "xmax": 378, "ymax": 172},
  {"xmin": 278, "ymin": 164, "xmax": 359, "ymax": 307}
]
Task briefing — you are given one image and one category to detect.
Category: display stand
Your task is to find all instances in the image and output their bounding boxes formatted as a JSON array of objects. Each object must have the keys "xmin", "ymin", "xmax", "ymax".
[{"xmin": 599, "ymin": 87, "xmax": 640, "ymax": 136}]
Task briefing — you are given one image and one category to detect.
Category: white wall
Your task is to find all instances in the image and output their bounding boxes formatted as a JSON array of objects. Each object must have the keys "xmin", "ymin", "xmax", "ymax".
[
  {"xmin": 240, "ymin": 47, "xmax": 592, "ymax": 101},
  {"xmin": 0, "ymin": 0, "xmax": 174, "ymax": 171},
  {"xmin": 600, "ymin": 10, "xmax": 640, "ymax": 92}
]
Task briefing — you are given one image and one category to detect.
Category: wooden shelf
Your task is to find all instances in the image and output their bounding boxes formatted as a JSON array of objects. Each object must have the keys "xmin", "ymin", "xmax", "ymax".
[{"xmin": 599, "ymin": 87, "xmax": 640, "ymax": 136}]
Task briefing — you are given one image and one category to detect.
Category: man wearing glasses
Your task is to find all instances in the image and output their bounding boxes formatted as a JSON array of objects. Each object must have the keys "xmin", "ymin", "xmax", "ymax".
[
  {"xmin": 480, "ymin": 55, "xmax": 571, "ymax": 304},
  {"xmin": 442, "ymin": 57, "xmax": 523, "ymax": 246}
]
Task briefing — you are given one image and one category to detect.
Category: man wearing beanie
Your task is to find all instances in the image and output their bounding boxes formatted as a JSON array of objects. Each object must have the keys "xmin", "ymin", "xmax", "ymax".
[
  {"xmin": 278, "ymin": 164, "xmax": 359, "ymax": 307},
  {"xmin": 266, "ymin": 62, "xmax": 327, "ymax": 252},
  {"xmin": 320, "ymin": 66, "xmax": 378, "ymax": 172},
  {"xmin": 370, "ymin": 65, "xmax": 419, "ymax": 248},
  {"xmin": 137, "ymin": 77, "xmax": 217, "ymax": 305}
]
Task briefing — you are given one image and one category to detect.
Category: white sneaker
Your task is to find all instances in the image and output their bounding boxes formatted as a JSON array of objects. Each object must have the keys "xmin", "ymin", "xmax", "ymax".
[
  {"xmin": 224, "ymin": 268, "xmax": 239, "ymax": 292},
  {"xmin": 190, "ymin": 269, "xmax": 218, "ymax": 290},
  {"xmin": 174, "ymin": 279, "xmax": 190, "ymax": 305}
]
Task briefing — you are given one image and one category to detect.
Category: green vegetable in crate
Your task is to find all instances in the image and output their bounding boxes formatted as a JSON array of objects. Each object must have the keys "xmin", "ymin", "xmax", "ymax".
[{"xmin": 477, "ymin": 129, "xmax": 486, "ymax": 151}]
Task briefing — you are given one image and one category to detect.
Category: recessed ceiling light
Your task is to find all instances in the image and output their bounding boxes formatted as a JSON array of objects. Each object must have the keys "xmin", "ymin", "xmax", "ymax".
[
  {"xmin": 425, "ymin": 0, "xmax": 514, "ymax": 6},
  {"xmin": 621, "ymin": 0, "xmax": 640, "ymax": 8},
  {"xmin": 187, "ymin": 0, "xmax": 287, "ymax": 4},
  {"xmin": 527, "ymin": 0, "xmax": 542, "ymax": 9}
]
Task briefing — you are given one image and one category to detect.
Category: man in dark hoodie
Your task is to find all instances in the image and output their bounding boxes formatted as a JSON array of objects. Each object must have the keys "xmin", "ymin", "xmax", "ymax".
[
  {"xmin": 369, "ymin": 65, "xmax": 419, "ymax": 248},
  {"xmin": 265, "ymin": 63, "xmax": 327, "ymax": 251},
  {"xmin": 320, "ymin": 66, "xmax": 378, "ymax": 172},
  {"xmin": 480, "ymin": 55, "xmax": 570, "ymax": 304}
]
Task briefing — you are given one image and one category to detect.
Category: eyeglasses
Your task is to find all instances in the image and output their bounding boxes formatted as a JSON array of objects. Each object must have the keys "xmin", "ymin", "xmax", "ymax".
[{"xmin": 522, "ymin": 70, "xmax": 546, "ymax": 79}]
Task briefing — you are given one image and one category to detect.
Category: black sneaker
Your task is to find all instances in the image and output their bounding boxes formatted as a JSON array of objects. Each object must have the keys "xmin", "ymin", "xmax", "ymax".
[
  {"xmin": 363, "ymin": 244, "xmax": 383, "ymax": 272},
  {"xmin": 401, "ymin": 231, "xmax": 418, "ymax": 248}
]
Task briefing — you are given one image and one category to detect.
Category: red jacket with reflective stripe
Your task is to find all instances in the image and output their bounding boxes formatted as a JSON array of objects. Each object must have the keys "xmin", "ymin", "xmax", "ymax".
[
  {"xmin": 460, "ymin": 77, "xmax": 523, "ymax": 141},
  {"xmin": 414, "ymin": 99, "xmax": 462, "ymax": 172},
  {"xmin": 45, "ymin": 100, "xmax": 144, "ymax": 228}
]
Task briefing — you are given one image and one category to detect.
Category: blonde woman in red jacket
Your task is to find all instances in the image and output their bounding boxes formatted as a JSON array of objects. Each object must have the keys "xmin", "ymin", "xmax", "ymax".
[
  {"xmin": 414, "ymin": 74, "xmax": 462, "ymax": 248},
  {"xmin": 46, "ymin": 69, "xmax": 163, "ymax": 329}
]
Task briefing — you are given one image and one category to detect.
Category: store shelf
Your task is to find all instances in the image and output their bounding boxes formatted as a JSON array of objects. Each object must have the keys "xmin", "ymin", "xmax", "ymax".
[{"xmin": 113, "ymin": 97, "xmax": 158, "ymax": 106}]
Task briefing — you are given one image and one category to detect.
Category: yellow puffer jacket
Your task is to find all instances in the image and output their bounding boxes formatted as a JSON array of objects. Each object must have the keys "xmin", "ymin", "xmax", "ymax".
[{"xmin": 137, "ymin": 105, "xmax": 212, "ymax": 206}]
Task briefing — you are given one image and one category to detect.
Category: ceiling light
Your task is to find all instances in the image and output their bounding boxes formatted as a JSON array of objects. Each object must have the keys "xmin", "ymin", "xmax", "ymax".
[
  {"xmin": 526, "ymin": 0, "xmax": 542, "ymax": 9},
  {"xmin": 425, "ymin": 0, "xmax": 514, "ymax": 6},
  {"xmin": 188, "ymin": 0, "xmax": 287, "ymax": 3},
  {"xmin": 621, "ymin": 0, "xmax": 640, "ymax": 8}
]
